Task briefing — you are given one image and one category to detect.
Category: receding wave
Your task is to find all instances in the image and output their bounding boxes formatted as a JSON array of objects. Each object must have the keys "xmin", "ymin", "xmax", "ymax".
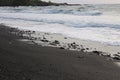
[{"xmin": 0, "ymin": 5, "xmax": 120, "ymax": 45}]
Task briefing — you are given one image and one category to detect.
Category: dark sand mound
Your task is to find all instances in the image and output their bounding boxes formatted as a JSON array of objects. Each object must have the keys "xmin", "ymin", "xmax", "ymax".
[{"xmin": 0, "ymin": 25, "xmax": 120, "ymax": 80}]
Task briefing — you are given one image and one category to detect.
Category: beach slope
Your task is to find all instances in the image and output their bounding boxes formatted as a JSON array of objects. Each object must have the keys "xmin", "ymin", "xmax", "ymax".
[{"xmin": 0, "ymin": 25, "xmax": 120, "ymax": 80}]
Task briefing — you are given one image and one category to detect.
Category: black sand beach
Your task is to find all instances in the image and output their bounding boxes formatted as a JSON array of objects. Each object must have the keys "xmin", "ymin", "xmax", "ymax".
[{"xmin": 0, "ymin": 25, "xmax": 120, "ymax": 80}]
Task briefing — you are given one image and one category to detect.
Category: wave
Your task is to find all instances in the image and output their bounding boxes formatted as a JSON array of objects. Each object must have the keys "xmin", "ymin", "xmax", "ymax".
[
  {"xmin": 1, "ymin": 18, "xmax": 120, "ymax": 46},
  {"xmin": 0, "ymin": 5, "xmax": 120, "ymax": 45},
  {"xmin": 0, "ymin": 13, "xmax": 120, "ymax": 28}
]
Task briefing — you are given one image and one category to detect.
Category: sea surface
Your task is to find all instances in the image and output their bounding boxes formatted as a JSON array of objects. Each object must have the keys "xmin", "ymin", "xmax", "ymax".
[{"xmin": 0, "ymin": 4, "xmax": 120, "ymax": 45}]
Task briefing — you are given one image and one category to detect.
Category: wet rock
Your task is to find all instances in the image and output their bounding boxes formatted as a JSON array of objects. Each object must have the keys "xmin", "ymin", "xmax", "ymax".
[
  {"xmin": 70, "ymin": 42, "xmax": 78, "ymax": 49},
  {"xmin": 86, "ymin": 48, "xmax": 89, "ymax": 50},
  {"xmin": 64, "ymin": 37, "xmax": 67, "ymax": 39},
  {"xmin": 54, "ymin": 40, "xmax": 60, "ymax": 44},
  {"xmin": 81, "ymin": 48, "xmax": 85, "ymax": 52},
  {"xmin": 113, "ymin": 54, "xmax": 120, "ymax": 60},
  {"xmin": 41, "ymin": 39, "xmax": 49, "ymax": 42},
  {"xmin": 49, "ymin": 40, "xmax": 60, "ymax": 46},
  {"xmin": 92, "ymin": 51, "xmax": 102, "ymax": 55},
  {"xmin": 59, "ymin": 47, "xmax": 65, "ymax": 49},
  {"xmin": 117, "ymin": 52, "xmax": 120, "ymax": 54},
  {"xmin": 113, "ymin": 57, "xmax": 120, "ymax": 60}
]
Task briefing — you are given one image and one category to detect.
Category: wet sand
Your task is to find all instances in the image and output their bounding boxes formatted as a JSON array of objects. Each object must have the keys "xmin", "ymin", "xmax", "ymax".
[{"xmin": 0, "ymin": 25, "xmax": 120, "ymax": 80}]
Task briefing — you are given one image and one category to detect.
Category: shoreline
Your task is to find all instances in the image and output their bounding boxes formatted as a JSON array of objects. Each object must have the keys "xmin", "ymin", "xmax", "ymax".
[
  {"xmin": 1, "ymin": 24, "xmax": 120, "ymax": 79},
  {"xmin": 11, "ymin": 25, "xmax": 120, "ymax": 59}
]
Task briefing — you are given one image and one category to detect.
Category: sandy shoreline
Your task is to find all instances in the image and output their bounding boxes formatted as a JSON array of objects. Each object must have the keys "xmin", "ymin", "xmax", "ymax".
[
  {"xmin": 0, "ymin": 25, "xmax": 120, "ymax": 80},
  {"xmin": 10, "ymin": 25, "xmax": 120, "ymax": 58}
]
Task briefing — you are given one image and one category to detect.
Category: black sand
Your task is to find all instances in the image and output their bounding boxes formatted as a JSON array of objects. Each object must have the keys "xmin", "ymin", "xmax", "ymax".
[{"xmin": 0, "ymin": 25, "xmax": 120, "ymax": 80}]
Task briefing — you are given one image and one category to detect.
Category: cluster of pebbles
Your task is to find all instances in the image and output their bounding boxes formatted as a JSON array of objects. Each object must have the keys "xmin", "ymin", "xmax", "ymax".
[{"xmin": 14, "ymin": 29, "xmax": 120, "ymax": 60}]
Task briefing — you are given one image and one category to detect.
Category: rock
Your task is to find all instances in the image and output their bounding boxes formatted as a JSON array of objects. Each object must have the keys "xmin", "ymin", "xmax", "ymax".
[
  {"xmin": 113, "ymin": 54, "xmax": 120, "ymax": 60},
  {"xmin": 117, "ymin": 52, "xmax": 120, "ymax": 54},
  {"xmin": 73, "ymin": 42, "xmax": 76, "ymax": 44},
  {"xmin": 70, "ymin": 42, "xmax": 78, "ymax": 49},
  {"xmin": 92, "ymin": 51, "xmax": 102, "ymax": 55},
  {"xmin": 113, "ymin": 54, "xmax": 120, "ymax": 57},
  {"xmin": 86, "ymin": 48, "xmax": 89, "ymax": 50},
  {"xmin": 59, "ymin": 47, "xmax": 65, "ymax": 49},
  {"xmin": 54, "ymin": 40, "xmax": 60, "ymax": 44},
  {"xmin": 81, "ymin": 48, "xmax": 85, "ymax": 52},
  {"xmin": 49, "ymin": 40, "xmax": 60, "ymax": 46},
  {"xmin": 41, "ymin": 39, "xmax": 49, "ymax": 42},
  {"xmin": 64, "ymin": 37, "xmax": 67, "ymax": 39},
  {"xmin": 113, "ymin": 57, "xmax": 120, "ymax": 60}
]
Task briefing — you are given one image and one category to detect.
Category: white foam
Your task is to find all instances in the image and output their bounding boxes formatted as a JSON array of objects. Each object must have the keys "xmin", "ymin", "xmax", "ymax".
[
  {"xmin": 1, "ymin": 18, "xmax": 120, "ymax": 46},
  {"xmin": 0, "ymin": 6, "xmax": 120, "ymax": 45},
  {"xmin": 0, "ymin": 13, "xmax": 120, "ymax": 26}
]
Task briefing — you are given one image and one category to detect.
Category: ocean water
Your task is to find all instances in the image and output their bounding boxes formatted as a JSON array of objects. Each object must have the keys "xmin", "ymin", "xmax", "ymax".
[{"xmin": 0, "ymin": 4, "xmax": 120, "ymax": 45}]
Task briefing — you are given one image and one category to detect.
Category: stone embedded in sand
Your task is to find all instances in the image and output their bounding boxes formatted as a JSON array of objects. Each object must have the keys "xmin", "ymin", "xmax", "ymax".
[
  {"xmin": 54, "ymin": 40, "xmax": 60, "ymax": 44},
  {"xmin": 92, "ymin": 51, "xmax": 102, "ymax": 55},
  {"xmin": 41, "ymin": 39, "xmax": 49, "ymax": 42},
  {"xmin": 59, "ymin": 47, "xmax": 65, "ymax": 49},
  {"xmin": 70, "ymin": 42, "xmax": 80, "ymax": 49},
  {"xmin": 113, "ymin": 54, "xmax": 120, "ymax": 60},
  {"xmin": 49, "ymin": 40, "xmax": 60, "ymax": 46},
  {"xmin": 86, "ymin": 48, "xmax": 89, "ymax": 50},
  {"xmin": 81, "ymin": 48, "xmax": 85, "ymax": 52},
  {"xmin": 113, "ymin": 57, "xmax": 120, "ymax": 60},
  {"xmin": 64, "ymin": 37, "xmax": 67, "ymax": 39},
  {"xmin": 117, "ymin": 52, "xmax": 120, "ymax": 54}
]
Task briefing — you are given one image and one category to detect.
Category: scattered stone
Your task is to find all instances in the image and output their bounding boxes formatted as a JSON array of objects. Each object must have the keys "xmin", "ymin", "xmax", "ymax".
[
  {"xmin": 86, "ymin": 48, "xmax": 89, "ymax": 50},
  {"xmin": 73, "ymin": 42, "xmax": 76, "ymax": 44},
  {"xmin": 105, "ymin": 54, "xmax": 111, "ymax": 57},
  {"xmin": 54, "ymin": 40, "xmax": 60, "ymax": 44},
  {"xmin": 64, "ymin": 37, "xmax": 67, "ymax": 39},
  {"xmin": 92, "ymin": 51, "xmax": 102, "ymax": 55},
  {"xmin": 41, "ymin": 39, "xmax": 49, "ymax": 42},
  {"xmin": 32, "ymin": 31, "xmax": 35, "ymax": 33},
  {"xmin": 70, "ymin": 42, "xmax": 78, "ymax": 49},
  {"xmin": 49, "ymin": 40, "xmax": 60, "ymax": 46},
  {"xmin": 31, "ymin": 41, "xmax": 38, "ymax": 45},
  {"xmin": 113, "ymin": 57, "xmax": 120, "ymax": 60},
  {"xmin": 81, "ymin": 48, "xmax": 85, "ymax": 52},
  {"xmin": 59, "ymin": 47, "xmax": 65, "ymax": 49},
  {"xmin": 113, "ymin": 54, "xmax": 120, "ymax": 60},
  {"xmin": 113, "ymin": 54, "xmax": 120, "ymax": 57},
  {"xmin": 117, "ymin": 52, "xmax": 120, "ymax": 54}
]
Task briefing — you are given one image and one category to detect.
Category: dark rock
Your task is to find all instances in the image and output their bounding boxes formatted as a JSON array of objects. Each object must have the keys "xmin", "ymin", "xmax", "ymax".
[
  {"xmin": 81, "ymin": 48, "xmax": 85, "ymax": 52},
  {"xmin": 59, "ymin": 47, "xmax": 65, "ymax": 49},
  {"xmin": 113, "ymin": 54, "xmax": 120, "ymax": 57},
  {"xmin": 86, "ymin": 48, "xmax": 89, "ymax": 50},
  {"xmin": 113, "ymin": 57, "xmax": 120, "ymax": 60},
  {"xmin": 117, "ymin": 52, "xmax": 120, "ymax": 54},
  {"xmin": 73, "ymin": 42, "xmax": 76, "ymax": 44},
  {"xmin": 41, "ymin": 39, "xmax": 49, "ymax": 42},
  {"xmin": 54, "ymin": 40, "xmax": 60, "ymax": 44},
  {"xmin": 49, "ymin": 40, "xmax": 60, "ymax": 46},
  {"xmin": 70, "ymin": 42, "xmax": 78, "ymax": 49},
  {"xmin": 64, "ymin": 37, "xmax": 67, "ymax": 39},
  {"xmin": 92, "ymin": 51, "xmax": 102, "ymax": 55}
]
